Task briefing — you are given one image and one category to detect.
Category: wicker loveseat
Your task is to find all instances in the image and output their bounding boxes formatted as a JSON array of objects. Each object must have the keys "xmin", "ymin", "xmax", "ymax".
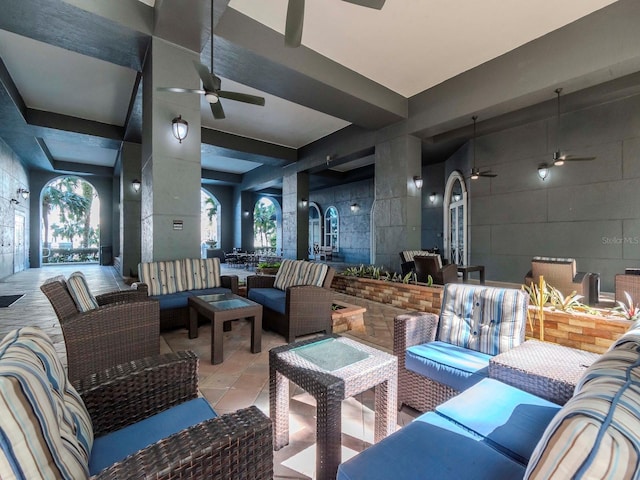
[
  {"xmin": 395, "ymin": 283, "xmax": 529, "ymax": 412},
  {"xmin": 0, "ymin": 327, "xmax": 273, "ymax": 479},
  {"xmin": 246, "ymin": 259, "xmax": 335, "ymax": 342},
  {"xmin": 133, "ymin": 257, "xmax": 238, "ymax": 331},
  {"xmin": 338, "ymin": 318, "xmax": 640, "ymax": 479},
  {"xmin": 399, "ymin": 250, "xmax": 442, "ymax": 276},
  {"xmin": 41, "ymin": 273, "xmax": 160, "ymax": 382},
  {"xmin": 525, "ymin": 256, "xmax": 592, "ymax": 303},
  {"xmin": 413, "ymin": 254, "xmax": 458, "ymax": 285}
]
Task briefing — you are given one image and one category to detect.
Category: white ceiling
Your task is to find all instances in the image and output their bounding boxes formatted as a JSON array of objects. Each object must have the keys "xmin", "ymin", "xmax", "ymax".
[
  {"xmin": 230, "ymin": 0, "xmax": 618, "ymax": 97},
  {"xmin": 45, "ymin": 139, "xmax": 119, "ymax": 167}
]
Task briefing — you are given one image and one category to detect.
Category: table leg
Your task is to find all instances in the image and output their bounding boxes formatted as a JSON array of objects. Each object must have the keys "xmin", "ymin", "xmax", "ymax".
[
  {"xmin": 479, "ymin": 267, "xmax": 486, "ymax": 285},
  {"xmin": 461, "ymin": 270, "xmax": 469, "ymax": 283},
  {"xmin": 316, "ymin": 389, "xmax": 343, "ymax": 480},
  {"xmin": 188, "ymin": 305, "xmax": 198, "ymax": 339},
  {"xmin": 251, "ymin": 312, "xmax": 262, "ymax": 354},
  {"xmin": 211, "ymin": 317, "xmax": 224, "ymax": 364},
  {"xmin": 270, "ymin": 367, "xmax": 289, "ymax": 450},
  {"xmin": 374, "ymin": 375, "xmax": 398, "ymax": 443}
]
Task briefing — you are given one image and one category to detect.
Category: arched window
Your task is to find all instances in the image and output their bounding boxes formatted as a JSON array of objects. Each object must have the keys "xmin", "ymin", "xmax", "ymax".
[
  {"xmin": 201, "ymin": 190, "xmax": 220, "ymax": 249},
  {"xmin": 443, "ymin": 171, "xmax": 468, "ymax": 265},
  {"xmin": 309, "ymin": 202, "xmax": 322, "ymax": 258},
  {"xmin": 254, "ymin": 197, "xmax": 277, "ymax": 253},
  {"xmin": 324, "ymin": 206, "xmax": 339, "ymax": 252}
]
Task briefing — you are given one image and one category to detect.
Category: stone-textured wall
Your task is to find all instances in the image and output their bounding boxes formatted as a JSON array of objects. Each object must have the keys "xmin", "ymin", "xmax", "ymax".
[
  {"xmin": 459, "ymin": 93, "xmax": 640, "ymax": 291},
  {"xmin": 332, "ymin": 275, "xmax": 626, "ymax": 354},
  {"xmin": 0, "ymin": 139, "xmax": 29, "ymax": 279}
]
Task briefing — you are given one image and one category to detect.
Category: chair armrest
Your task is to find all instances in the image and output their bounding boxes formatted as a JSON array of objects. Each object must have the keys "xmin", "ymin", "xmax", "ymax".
[
  {"xmin": 131, "ymin": 282, "xmax": 149, "ymax": 295},
  {"xmin": 76, "ymin": 351, "xmax": 199, "ymax": 437},
  {"xmin": 441, "ymin": 264, "xmax": 459, "ymax": 284},
  {"xmin": 95, "ymin": 289, "xmax": 148, "ymax": 305},
  {"xmin": 62, "ymin": 299, "xmax": 160, "ymax": 382},
  {"xmin": 573, "ymin": 272, "xmax": 591, "ymax": 302},
  {"xmin": 246, "ymin": 274, "xmax": 276, "ymax": 291},
  {"xmin": 221, "ymin": 275, "xmax": 239, "ymax": 294},
  {"xmin": 400, "ymin": 261, "xmax": 415, "ymax": 277},
  {"xmin": 91, "ymin": 405, "xmax": 273, "ymax": 480},
  {"xmin": 393, "ymin": 312, "xmax": 439, "ymax": 356},
  {"xmin": 524, "ymin": 270, "xmax": 533, "ymax": 286},
  {"xmin": 286, "ymin": 285, "xmax": 334, "ymax": 339}
]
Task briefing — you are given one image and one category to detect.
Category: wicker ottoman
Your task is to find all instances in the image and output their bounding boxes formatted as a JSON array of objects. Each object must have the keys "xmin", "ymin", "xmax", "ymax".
[{"xmin": 489, "ymin": 340, "xmax": 600, "ymax": 405}]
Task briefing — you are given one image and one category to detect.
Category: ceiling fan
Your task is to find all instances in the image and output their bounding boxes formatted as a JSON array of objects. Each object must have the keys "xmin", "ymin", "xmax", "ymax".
[
  {"xmin": 469, "ymin": 116, "xmax": 497, "ymax": 180},
  {"xmin": 158, "ymin": 0, "xmax": 265, "ymax": 119},
  {"xmin": 552, "ymin": 88, "xmax": 595, "ymax": 166},
  {"xmin": 285, "ymin": 0, "xmax": 386, "ymax": 48}
]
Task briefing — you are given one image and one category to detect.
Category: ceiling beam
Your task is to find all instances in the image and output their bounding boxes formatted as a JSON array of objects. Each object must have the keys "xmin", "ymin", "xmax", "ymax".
[{"xmin": 201, "ymin": 127, "xmax": 297, "ymax": 164}]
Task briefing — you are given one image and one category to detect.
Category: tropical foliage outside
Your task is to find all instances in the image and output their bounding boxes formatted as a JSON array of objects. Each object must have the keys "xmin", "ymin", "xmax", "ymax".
[
  {"xmin": 201, "ymin": 191, "xmax": 219, "ymax": 246},
  {"xmin": 254, "ymin": 198, "xmax": 277, "ymax": 250},
  {"xmin": 42, "ymin": 177, "xmax": 100, "ymax": 263}
]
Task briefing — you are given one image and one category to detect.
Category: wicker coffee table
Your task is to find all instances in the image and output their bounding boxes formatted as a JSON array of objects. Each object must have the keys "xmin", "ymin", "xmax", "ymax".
[
  {"xmin": 489, "ymin": 339, "xmax": 599, "ymax": 405},
  {"xmin": 270, "ymin": 335, "xmax": 397, "ymax": 480},
  {"xmin": 188, "ymin": 293, "xmax": 262, "ymax": 364}
]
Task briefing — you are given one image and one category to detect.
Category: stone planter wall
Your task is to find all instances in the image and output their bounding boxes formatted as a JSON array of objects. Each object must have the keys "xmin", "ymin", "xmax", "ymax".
[{"xmin": 332, "ymin": 274, "xmax": 629, "ymax": 354}]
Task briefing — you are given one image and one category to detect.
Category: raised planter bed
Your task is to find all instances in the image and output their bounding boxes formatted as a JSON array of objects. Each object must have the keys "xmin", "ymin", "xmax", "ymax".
[{"xmin": 331, "ymin": 300, "xmax": 366, "ymax": 333}]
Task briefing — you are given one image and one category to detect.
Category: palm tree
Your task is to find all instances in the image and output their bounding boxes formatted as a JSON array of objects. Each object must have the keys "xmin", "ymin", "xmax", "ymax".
[
  {"xmin": 80, "ymin": 181, "xmax": 96, "ymax": 247},
  {"xmin": 254, "ymin": 202, "xmax": 276, "ymax": 248}
]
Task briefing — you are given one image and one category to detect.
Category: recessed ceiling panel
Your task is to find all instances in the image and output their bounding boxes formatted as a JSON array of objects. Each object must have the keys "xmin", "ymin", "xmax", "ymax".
[
  {"xmin": 201, "ymin": 151, "xmax": 262, "ymax": 174},
  {"xmin": 45, "ymin": 139, "xmax": 118, "ymax": 167},
  {"xmin": 0, "ymin": 29, "xmax": 136, "ymax": 126},
  {"xmin": 230, "ymin": 0, "xmax": 618, "ymax": 97},
  {"xmin": 330, "ymin": 155, "xmax": 375, "ymax": 173},
  {"xmin": 198, "ymin": 76, "xmax": 350, "ymax": 148}
]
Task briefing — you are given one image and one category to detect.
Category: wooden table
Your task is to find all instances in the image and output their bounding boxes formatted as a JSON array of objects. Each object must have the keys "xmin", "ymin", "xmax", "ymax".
[
  {"xmin": 457, "ymin": 264, "xmax": 486, "ymax": 284},
  {"xmin": 188, "ymin": 293, "xmax": 262, "ymax": 364},
  {"xmin": 270, "ymin": 335, "xmax": 397, "ymax": 480}
]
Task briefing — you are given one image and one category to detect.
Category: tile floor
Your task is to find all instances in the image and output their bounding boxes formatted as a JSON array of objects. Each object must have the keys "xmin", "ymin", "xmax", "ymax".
[{"xmin": 0, "ymin": 263, "xmax": 418, "ymax": 479}]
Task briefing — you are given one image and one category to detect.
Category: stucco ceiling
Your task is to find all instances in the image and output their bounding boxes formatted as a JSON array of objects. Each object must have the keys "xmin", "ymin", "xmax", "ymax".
[{"xmin": 0, "ymin": 0, "xmax": 626, "ymax": 186}]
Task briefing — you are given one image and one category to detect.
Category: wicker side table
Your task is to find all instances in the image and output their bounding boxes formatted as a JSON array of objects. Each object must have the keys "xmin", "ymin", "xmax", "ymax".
[
  {"xmin": 270, "ymin": 335, "xmax": 397, "ymax": 480},
  {"xmin": 489, "ymin": 340, "xmax": 599, "ymax": 405}
]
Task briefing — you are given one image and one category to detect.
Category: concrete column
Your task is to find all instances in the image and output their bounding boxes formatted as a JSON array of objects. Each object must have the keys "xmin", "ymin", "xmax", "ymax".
[
  {"xmin": 374, "ymin": 135, "xmax": 422, "ymax": 271},
  {"xmin": 282, "ymin": 171, "xmax": 309, "ymax": 259},
  {"xmin": 119, "ymin": 142, "xmax": 141, "ymax": 277},
  {"xmin": 141, "ymin": 37, "xmax": 202, "ymax": 262}
]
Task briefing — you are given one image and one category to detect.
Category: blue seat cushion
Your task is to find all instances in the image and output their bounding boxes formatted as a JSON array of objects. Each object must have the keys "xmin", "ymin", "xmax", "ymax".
[
  {"xmin": 435, "ymin": 378, "xmax": 561, "ymax": 465},
  {"xmin": 337, "ymin": 412, "xmax": 525, "ymax": 480},
  {"xmin": 248, "ymin": 288, "xmax": 286, "ymax": 315},
  {"xmin": 152, "ymin": 288, "xmax": 231, "ymax": 310},
  {"xmin": 89, "ymin": 397, "xmax": 217, "ymax": 475},
  {"xmin": 405, "ymin": 341, "xmax": 491, "ymax": 392}
]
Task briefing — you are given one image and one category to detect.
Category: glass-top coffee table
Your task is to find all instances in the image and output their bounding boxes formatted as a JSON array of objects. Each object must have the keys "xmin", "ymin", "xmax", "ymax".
[
  {"xmin": 270, "ymin": 335, "xmax": 397, "ymax": 480},
  {"xmin": 188, "ymin": 293, "xmax": 262, "ymax": 364}
]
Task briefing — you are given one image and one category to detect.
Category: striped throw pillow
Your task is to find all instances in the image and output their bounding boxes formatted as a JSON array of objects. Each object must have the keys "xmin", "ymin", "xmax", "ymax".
[
  {"xmin": 200, "ymin": 258, "xmax": 221, "ymax": 289},
  {"xmin": 525, "ymin": 341, "xmax": 640, "ymax": 479},
  {"xmin": 138, "ymin": 261, "xmax": 179, "ymax": 296},
  {"xmin": 438, "ymin": 284, "xmax": 527, "ymax": 355},
  {"xmin": 0, "ymin": 327, "xmax": 94, "ymax": 479},
  {"xmin": 274, "ymin": 259, "xmax": 328, "ymax": 291},
  {"xmin": 67, "ymin": 271, "xmax": 99, "ymax": 312}
]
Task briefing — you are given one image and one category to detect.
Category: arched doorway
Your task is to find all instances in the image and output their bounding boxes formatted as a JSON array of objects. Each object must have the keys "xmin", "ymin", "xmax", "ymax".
[
  {"xmin": 41, "ymin": 176, "xmax": 100, "ymax": 264},
  {"xmin": 324, "ymin": 206, "xmax": 339, "ymax": 252},
  {"xmin": 443, "ymin": 171, "xmax": 468, "ymax": 265},
  {"xmin": 200, "ymin": 190, "xmax": 220, "ymax": 257},
  {"xmin": 254, "ymin": 197, "xmax": 278, "ymax": 254},
  {"xmin": 309, "ymin": 202, "xmax": 321, "ymax": 259}
]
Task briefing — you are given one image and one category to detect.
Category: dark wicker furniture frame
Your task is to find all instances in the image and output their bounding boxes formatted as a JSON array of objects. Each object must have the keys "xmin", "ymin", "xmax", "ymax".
[
  {"xmin": 75, "ymin": 351, "xmax": 273, "ymax": 479},
  {"xmin": 188, "ymin": 293, "xmax": 262, "ymax": 364},
  {"xmin": 134, "ymin": 274, "xmax": 239, "ymax": 331},
  {"xmin": 246, "ymin": 266, "xmax": 336, "ymax": 342},
  {"xmin": 414, "ymin": 255, "xmax": 458, "ymax": 285},
  {"xmin": 40, "ymin": 278, "xmax": 160, "ymax": 382},
  {"xmin": 270, "ymin": 335, "xmax": 397, "ymax": 480},
  {"xmin": 393, "ymin": 312, "xmax": 460, "ymax": 412}
]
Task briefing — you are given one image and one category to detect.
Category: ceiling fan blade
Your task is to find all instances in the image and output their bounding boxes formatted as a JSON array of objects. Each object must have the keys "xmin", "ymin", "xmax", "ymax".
[
  {"xmin": 342, "ymin": 0, "xmax": 385, "ymax": 9},
  {"xmin": 193, "ymin": 61, "xmax": 217, "ymax": 92},
  {"xmin": 157, "ymin": 87, "xmax": 206, "ymax": 95},
  {"xmin": 217, "ymin": 90, "xmax": 266, "ymax": 106},
  {"xmin": 564, "ymin": 155, "xmax": 596, "ymax": 162},
  {"xmin": 210, "ymin": 100, "xmax": 225, "ymax": 120},
  {"xmin": 285, "ymin": 0, "xmax": 304, "ymax": 47}
]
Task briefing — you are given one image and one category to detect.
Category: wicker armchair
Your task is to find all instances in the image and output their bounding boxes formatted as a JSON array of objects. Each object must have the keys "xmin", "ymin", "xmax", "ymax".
[
  {"xmin": 414, "ymin": 255, "xmax": 458, "ymax": 285},
  {"xmin": 524, "ymin": 257, "xmax": 591, "ymax": 304},
  {"xmin": 40, "ymin": 277, "xmax": 160, "ymax": 382},
  {"xmin": 246, "ymin": 264, "xmax": 336, "ymax": 342},
  {"xmin": 615, "ymin": 273, "xmax": 640, "ymax": 306},
  {"xmin": 78, "ymin": 351, "xmax": 273, "ymax": 479}
]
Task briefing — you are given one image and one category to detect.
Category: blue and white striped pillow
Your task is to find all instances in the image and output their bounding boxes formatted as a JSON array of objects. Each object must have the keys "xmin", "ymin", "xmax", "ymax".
[
  {"xmin": 274, "ymin": 260, "xmax": 328, "ymax": 291},
  {"xmin": 67, "ymin": 271, "xmax": 99, "ymax": 312},
  {"xmin": 0, "ymin": 327, "xmax": 94, "ymax": 479}
]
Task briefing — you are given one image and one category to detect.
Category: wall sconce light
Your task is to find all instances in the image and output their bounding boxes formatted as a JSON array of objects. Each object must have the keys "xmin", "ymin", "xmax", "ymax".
[
  {"xmin": 452, "ymin": 193, "xmax": 461, "ymax": 202},
  {"xmin": 537, "ymin": 164, "xmax": 550, "ymax": 181},
  {"xmin": 131, "ymin": 179, "xmax": 141, "ymax": 192},
  {"xmin": 17, "ymin": 188, "xmax": 30, "ymax": 200},
  {"xmin": 413, "ymin": 176, "xmax": 423, "ymax": 189},
  {"xmin": 301, "ymin": 198, "xmax": 308, "ymax": 207},
  {"xmin": 350, "ymin": 203, "xmax": 359, "ymax": 212},
  {"xmin": 10, "ymin": 198, "xmax": 19, "ymax": 205},
  {"xmin": 243, "ymin": 210, "xmax": 250, "ymax": 217},
  {"xmin": 429, "ymin": 192, "xmax": 437, "ymax": 203},
  {"xmin": 171, "ymin": 115, "xmax": 189, "ymax": 143}
]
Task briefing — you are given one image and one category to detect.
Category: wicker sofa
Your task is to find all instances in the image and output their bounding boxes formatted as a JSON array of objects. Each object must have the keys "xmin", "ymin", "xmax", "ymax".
[
  {"xmin": 396, "ymin": 283, "xmax": 529, "ymax": 412},
  {"xmin": 133, "ymin": 257, "xmax": 238, "ymax": 331},
  {"xmin": 246, "ymin": 259, "xmax": 335, "ymax": 342},
  {"xmin": 41, "ymin": 273, "xmax": 160, "ymax": 382},
  {"xmin": 0, "ymin": 327, "xmax": 273, "ymax": 479},
  {"xmin": 338, "ymin": 319, "xmax": 640, "ymax": 479}
]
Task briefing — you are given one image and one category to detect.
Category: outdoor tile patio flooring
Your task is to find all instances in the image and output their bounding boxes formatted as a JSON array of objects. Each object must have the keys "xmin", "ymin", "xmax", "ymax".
[{"xmin": 0, "ymin": 263, "xmax": 416, "ymax": 479}]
